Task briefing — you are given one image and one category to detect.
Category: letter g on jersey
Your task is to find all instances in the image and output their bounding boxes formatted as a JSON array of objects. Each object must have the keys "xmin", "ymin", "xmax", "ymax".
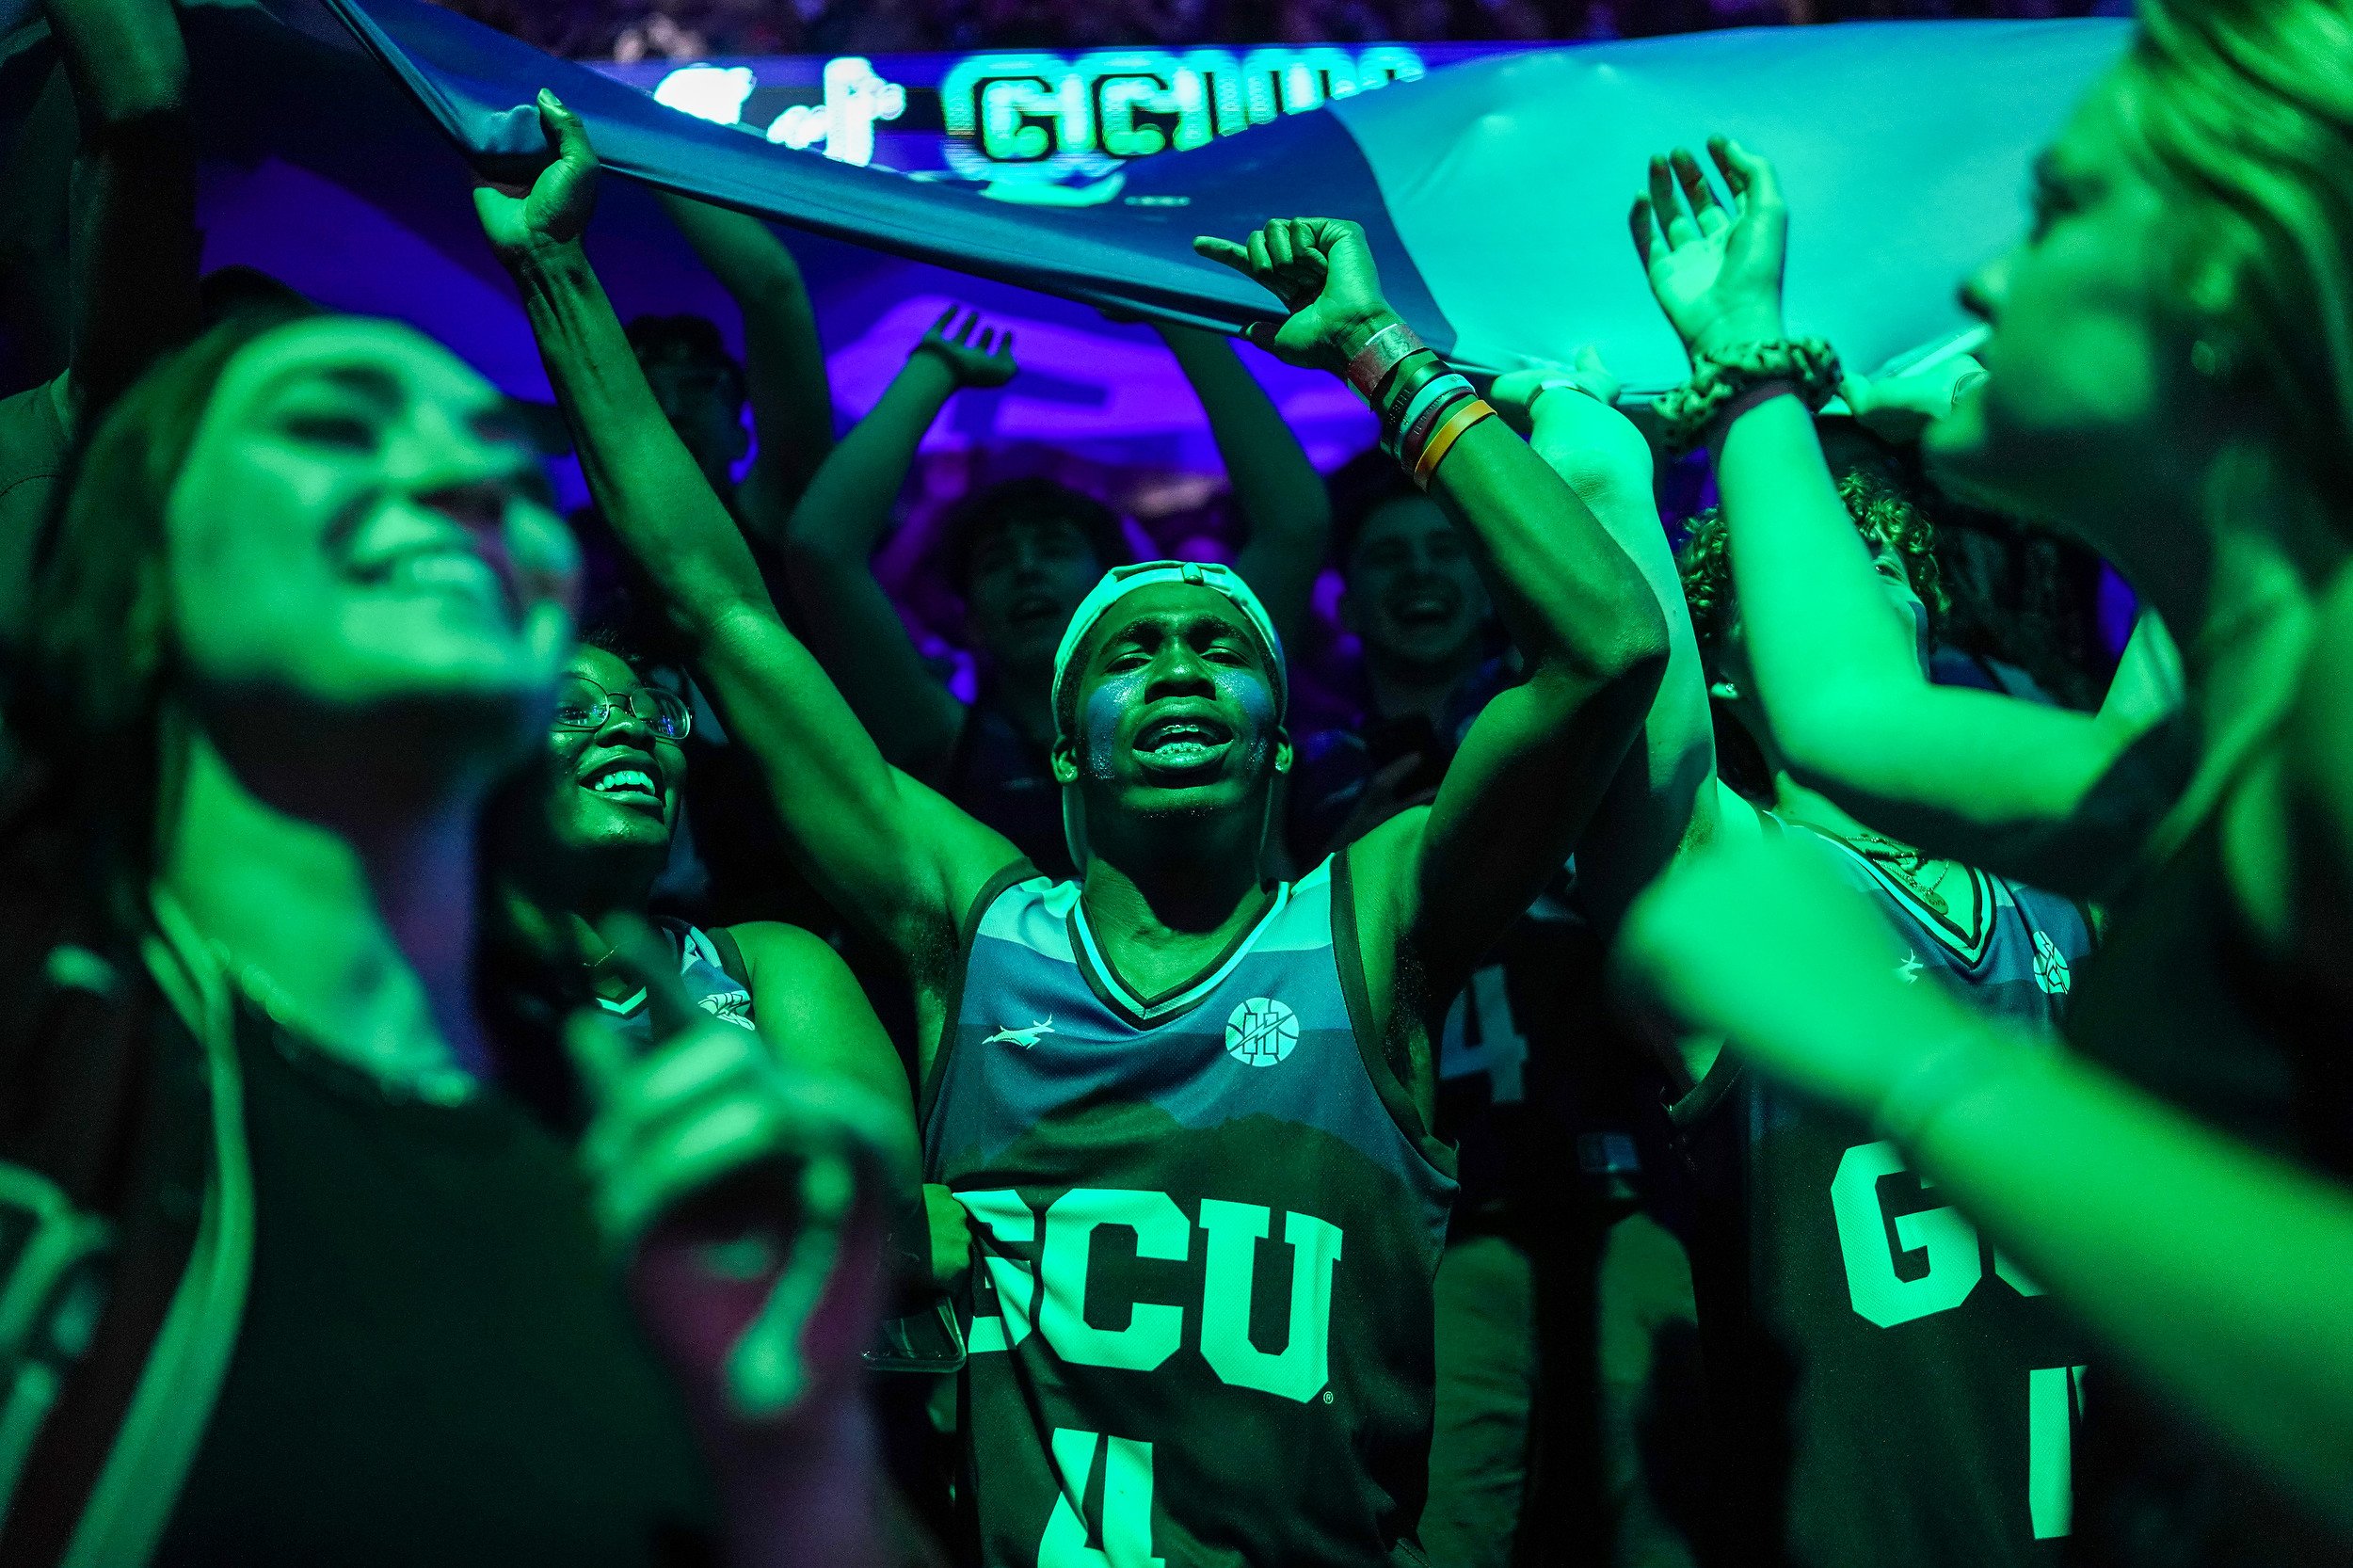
[{"xmin": 1224, "ymin": 997, "xmax": 1298, "ymax": 1066}]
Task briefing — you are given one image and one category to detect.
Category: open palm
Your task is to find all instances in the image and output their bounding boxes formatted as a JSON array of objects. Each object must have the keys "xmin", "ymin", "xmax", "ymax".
[
  {"xmin": 918, "ymin": 306, "xmax": 1019, "ymax": 389},
  {"xmin": 1631, "ymin": 136, "xmax": 1790, "ymax": 362}
]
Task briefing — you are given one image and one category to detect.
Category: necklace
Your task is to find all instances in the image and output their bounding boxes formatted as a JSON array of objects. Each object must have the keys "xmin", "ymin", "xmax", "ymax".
[{"xmin": 1844, "ymin": 828, "xmax": 1956, "ymax": 919}]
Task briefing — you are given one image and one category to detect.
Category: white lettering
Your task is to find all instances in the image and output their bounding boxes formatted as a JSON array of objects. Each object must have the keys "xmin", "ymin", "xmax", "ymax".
[
  {"xmin": 1040, "ymin": 1427, "xmax": 1165, "ymax": 1567},
  {"xmin": 1197, "ymin": 1200, "xmax": 1342, "ymax": 1402},
  {"xmin": 1830, "ymin": 1141, "xmax": 1981, "ymax": 1328},
  {"xmin": 1039, "ymin": 1189, "xmax": 1189, "ymax": 1371}
]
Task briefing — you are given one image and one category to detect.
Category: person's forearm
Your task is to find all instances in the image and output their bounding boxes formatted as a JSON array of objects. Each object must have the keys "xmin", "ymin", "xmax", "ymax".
[
  {"xmin": 1715, "ymin": 391, "xmax": 1925, "ymax": 731},
  {"xmin": 46, "ymin": 0, "xmax": 198, "ymax": 416},
  {"xmin": 1899, "ymin": 1028, "xmax": 2353, "ymax": 1537},
  {"xmin": 1423, "ymin": 387, "xmax": 1668, "ymax": 695},
  {"xmin": 1529, "ymin": 392, "xmax": 1716, "ymax": 936},
  {"xmin": 1162, "ymin": 323, "xmax": 1329, "ymax": 647},
  {"xmin": 659, "ymin": 193, "xmax": 836, "ymax": 506},
  {"xmin": 510, "ymin": 238, "xmax": 768, "ymax": 630},
  {"xmin": 779, "ymin": 352, "xmax": 954, "ymax": 564},
  {"xmin": 1715, "ymin": 392, "xmax": 2127, "ymax": 858},
  {"xmin": 46, "ymin": 0, "xmax": 186, "ymax": 129}
]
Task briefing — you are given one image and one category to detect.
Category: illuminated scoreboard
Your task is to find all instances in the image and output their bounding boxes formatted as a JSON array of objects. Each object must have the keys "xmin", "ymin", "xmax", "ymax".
[{"xmin": 594, "ymin": 42, "xmax": 1513, "ymax": 188}]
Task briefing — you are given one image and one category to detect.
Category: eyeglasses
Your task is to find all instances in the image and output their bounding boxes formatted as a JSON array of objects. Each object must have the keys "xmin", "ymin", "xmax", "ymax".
[{"xmin": 552, "ymin": 675, "xmax": 693, "ymax": 742}]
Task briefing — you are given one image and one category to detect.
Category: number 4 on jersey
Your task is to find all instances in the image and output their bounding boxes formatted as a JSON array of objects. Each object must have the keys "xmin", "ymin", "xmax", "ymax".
[
  {"xmin": 1040, "ymin": 1428, "xmax": 1163, "ymax": 1568},
  {"xmin": 1439, "ymin": 964, "xmax": 1527, "ymax": 1104}
]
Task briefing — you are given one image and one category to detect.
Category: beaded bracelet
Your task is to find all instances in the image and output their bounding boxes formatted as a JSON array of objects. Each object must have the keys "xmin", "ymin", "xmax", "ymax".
[
  {"xmin": 1345, "ymin": 319, "xmax": 1427, "ymax": 405},
  {"xmin": 1411, "ymin": 399, "xmax": 1496, "ymax": 488},
  {"xmin": 1657, "ymin": 337, "xmax": 1842, "ymax": 456},
  {"xmin": 1385, "ymin": 374, "xmax": 1475, "ymax": 461}
]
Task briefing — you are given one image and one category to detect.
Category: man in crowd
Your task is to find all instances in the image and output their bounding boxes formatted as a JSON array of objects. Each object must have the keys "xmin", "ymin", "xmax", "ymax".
[
  {"xmin": 484, "ymin": 98, "xmax": 1667, "ymax": 1560},
  {"xmin": 778, "ymin": 305, "xmax": 1332, "ymax": 879}
]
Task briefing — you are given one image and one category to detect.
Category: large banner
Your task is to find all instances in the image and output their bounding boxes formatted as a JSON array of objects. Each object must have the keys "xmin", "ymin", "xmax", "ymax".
[{"xmin": 315, "ymin": 0, "xmax": 2125, "ymax": 386}]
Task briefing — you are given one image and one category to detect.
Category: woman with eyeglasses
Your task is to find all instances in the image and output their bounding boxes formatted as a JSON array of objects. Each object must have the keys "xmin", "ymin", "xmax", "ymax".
[{"xmin": 493, "ymin": 628, "xmax": 919, "ymax": 1160}]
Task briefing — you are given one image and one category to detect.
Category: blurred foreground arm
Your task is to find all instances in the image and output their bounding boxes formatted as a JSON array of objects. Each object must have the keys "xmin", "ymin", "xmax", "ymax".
[{"xmin": 1619, "ymin": 836, "xmax": 2353, "ymax": 1544}]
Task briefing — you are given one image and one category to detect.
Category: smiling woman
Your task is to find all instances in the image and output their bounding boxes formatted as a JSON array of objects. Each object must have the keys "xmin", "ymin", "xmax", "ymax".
[{"xmin": 0, "ymin": 302, "xmax": 907, "ymax": 1568}]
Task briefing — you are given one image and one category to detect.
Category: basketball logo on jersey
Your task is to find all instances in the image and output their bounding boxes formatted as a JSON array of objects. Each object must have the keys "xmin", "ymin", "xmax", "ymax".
[
  {"xmin": 1225, "ymin": 998, "xmax": 1298, "ymax": 1066},
  {"xmin": 2031, "ymin": 931, "xmax": 2072, "ymax": 997}
]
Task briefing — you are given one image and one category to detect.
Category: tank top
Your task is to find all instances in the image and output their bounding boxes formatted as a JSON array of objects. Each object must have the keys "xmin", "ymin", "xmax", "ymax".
[
  {"xmin": 155, "ymin": 1005, "xmax": 717, "ymax": 1567},
  {"xmin": 2061, "ymin": 782, "xmax": 2353, "ymax": 1568},
  {"xmin": 921, "ymin": 853, "xmax": 1456, "ymax": 1567},
  {"xmin": 1673, "ymin": 820, "xmax": 2097, "ymax": 1568},
  {"xmin": 590, "ymin": 920, "xmax": 756, "ymax": 1046}
]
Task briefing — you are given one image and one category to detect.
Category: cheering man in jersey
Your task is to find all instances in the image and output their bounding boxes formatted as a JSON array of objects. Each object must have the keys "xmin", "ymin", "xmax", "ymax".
[
  {"xmin": 485, "ymin": 95, "xmax": 1668, "ymax": 1568},
  {"xmin": 1577, "ymin": 138, "xmax": 2170, "ymax": 1568}
]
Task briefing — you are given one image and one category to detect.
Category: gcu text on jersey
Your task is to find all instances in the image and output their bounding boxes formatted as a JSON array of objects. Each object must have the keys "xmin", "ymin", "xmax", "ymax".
[{"xmin": 923, "ymin": 857, "xmax": 1456, "ymax": 1568}]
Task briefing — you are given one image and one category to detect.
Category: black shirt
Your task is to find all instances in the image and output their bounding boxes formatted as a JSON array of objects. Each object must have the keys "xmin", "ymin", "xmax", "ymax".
[
  {"xmin": 156, "ymin": 1009, "xmax": 717, "ymax": 1567},
  {"xmin": 1671, "ymin": 823, "xmax": 2098, "ymax": 1568},
  {"xmin": 2061, "ymin": 794, "xmax": 2353, "ymax": 1568}
]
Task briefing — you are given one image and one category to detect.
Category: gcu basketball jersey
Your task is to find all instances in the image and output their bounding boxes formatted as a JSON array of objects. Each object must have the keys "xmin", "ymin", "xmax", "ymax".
[
  {"xmin": 592, "ymin": 920, "xmax": 758, "ymax": 1045},
  {"xmin": 922, "ymin": 855, "xmax": 1457, "ymax": 1567},
  {"xmin": 1673, "ymin": 821, "xmax": 2096, "ymax": 1568}
]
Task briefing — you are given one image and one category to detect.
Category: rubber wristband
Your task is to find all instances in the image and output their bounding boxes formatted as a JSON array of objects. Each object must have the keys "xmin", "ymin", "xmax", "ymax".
[
  {"xmin": 1377, "ymin": 349, "xmax": 1445, "ymax": 433},
  {"xmin": 1345, "ymin": 319, "xmax": 1426, "ymax": 404},
  {"xmin": 1387, "ymin": 375, "xmax": 1473, "ymax": 460},
  {"xmin": 1412, "ymin": 399, "xmax": 1495, "ymax": 488},
  {"xmin": 1398, "ymin": 384, "xmax": 1474, "ymax": 468}
]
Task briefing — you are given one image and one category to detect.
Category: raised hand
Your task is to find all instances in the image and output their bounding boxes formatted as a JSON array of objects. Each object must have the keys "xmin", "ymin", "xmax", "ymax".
[
  {"xmin": 1841, "ymin": 353, "xmax": 1989, "ymax": 445},
  {"xmin": 1192, "ymin": 216, "xmax": 1394, "ymax": 372},
  {"xmin": 473, "ymin": 89, "xmax": 601, "ymax": 263},
  {"xmin": 1491, "ymin": 344, "xmax": 1626, "ymax": 436},
  {"xmin": 914, "ymin": 306, "xmax": 1018, "ymax": 389},
  {"xmin": 568, "ymin": 917, "xmax": 917, "ymax": 1431},
  {"xmin": 1630, "ymin": 136, "xmax": 1790, "ymax": 362}
]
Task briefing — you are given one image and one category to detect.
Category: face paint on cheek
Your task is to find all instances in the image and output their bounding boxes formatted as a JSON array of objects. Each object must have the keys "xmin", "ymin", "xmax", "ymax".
[
  {"xmin": 1080, "ymin": 674, "xmax": 1140, "ymax": 784},
  {"xmin": 1217, "ymin": 667, "xmax": 1277, "ymax": 771}
]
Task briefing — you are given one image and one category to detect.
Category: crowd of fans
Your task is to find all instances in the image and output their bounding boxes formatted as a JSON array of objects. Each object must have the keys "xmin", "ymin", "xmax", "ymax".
[
  {"xmin": 6, "ymin": 0, "xmax": 2352, "ymax": 1566},
  {"xmin": 434, "ymin": 0, "xmax": 2131, "ymax": 62}
]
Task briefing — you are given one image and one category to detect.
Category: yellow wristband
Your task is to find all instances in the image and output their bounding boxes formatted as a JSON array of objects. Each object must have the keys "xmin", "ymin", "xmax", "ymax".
[{"xmin": 1412, "ymin": 399, "xmax": 1495, "ymax": 488}]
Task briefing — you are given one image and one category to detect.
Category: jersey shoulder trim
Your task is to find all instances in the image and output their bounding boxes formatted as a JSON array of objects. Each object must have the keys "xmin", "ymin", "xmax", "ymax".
[
  {"xmin": 919, "ymin": 857, "xmax": 1044, "ymax": 1128},
  {"xmin": 1330, "ymin": 847, "xmax": 1457, "ymax": 1181}
]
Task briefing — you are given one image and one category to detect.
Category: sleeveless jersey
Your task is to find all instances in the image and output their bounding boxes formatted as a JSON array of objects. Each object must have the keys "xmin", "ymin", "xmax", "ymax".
[
  {"xmin": 592, "ymin": 920, "xmax": 757, "ymax": 1046},
  {"xmin": 922, "ymin": 855, "xmax": 1457, "ymax": 1567},
  {"xmin": 1673, "ymin": 822, "xmax": 2097, "ymax": 1568}
]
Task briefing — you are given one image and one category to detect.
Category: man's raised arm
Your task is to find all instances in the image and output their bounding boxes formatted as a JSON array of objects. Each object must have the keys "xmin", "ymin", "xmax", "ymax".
[
  {"xmin": 481, "ymin": 94, "xmax": 1016, "ymax": 980},
  {"xmin": 1195, "ymin": 218, "xmax": 1670, "ymax": 1026}
]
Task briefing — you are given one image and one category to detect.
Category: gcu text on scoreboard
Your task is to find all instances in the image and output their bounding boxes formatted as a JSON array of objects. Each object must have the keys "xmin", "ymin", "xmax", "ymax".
[{"xmin": 598, "ymin": 42, "xmax": 1518, "ymax": 193}]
